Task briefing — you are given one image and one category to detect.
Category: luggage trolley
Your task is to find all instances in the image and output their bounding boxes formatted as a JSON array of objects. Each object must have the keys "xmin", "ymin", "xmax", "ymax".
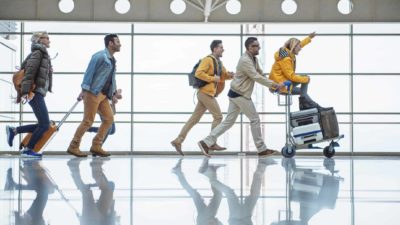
[{"xmin": 278, "ymin": 81, "xmax": 344, "ymax": 158}]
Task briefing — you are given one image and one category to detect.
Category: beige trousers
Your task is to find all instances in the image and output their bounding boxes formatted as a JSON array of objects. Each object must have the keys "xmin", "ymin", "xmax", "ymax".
[
  {"xmin": 203, "ymin": 96, "xmax": 267, "ymax": 152},
  {"xmin": 71, "ymin": 91, "xmax": 114, "ymax": 147},
  {"xmin": 175, "ymin": 91, "xmax": 222, "ymax": 143}
]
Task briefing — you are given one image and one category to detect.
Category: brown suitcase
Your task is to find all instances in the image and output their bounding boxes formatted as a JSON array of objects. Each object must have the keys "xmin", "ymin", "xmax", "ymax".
[
  {"xmin": 20, "ymin": 101, "xmax": 80, "ymax": 152},
  {"xmin": 319, "ymin": 108, "xmax": 339, "ymax": 139}
]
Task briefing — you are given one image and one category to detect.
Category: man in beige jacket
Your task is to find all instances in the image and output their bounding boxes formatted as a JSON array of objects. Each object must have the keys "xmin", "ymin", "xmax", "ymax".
[{"xmin": 198, "ymin": 37, "xmax": 283, "ymax": 157}]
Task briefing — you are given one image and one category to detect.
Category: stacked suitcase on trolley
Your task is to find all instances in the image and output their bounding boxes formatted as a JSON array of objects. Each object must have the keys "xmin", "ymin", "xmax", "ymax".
[{"xmin": 290, "ymin": 108, "xmax": 339, "ymax": 146}]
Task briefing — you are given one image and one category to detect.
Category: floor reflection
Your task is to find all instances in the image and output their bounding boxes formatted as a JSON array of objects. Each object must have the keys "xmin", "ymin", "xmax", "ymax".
[
  {"xmin": 272, "ymin": 158, "xmax": 342, "ymax": 225},
  {"xmin": 172, "ymin": 158, "xmax": 223, "ymax": 225},
  {"xmin": 6, "ymin": 159, "xmax": 55, "ymax": 225},
  {"xmin": 67, "ymin": 158, "xmax": 119, "ymax": 225},
  {"xmin": 210, "ymin": 158, "xmax": 275, "ymax": 225},
  {"xmin": 1, "ymin": 156, "xmax": 399, "ymax": 225}
]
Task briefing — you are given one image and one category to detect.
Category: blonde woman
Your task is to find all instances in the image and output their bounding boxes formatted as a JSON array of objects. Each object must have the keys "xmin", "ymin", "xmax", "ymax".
[
  {"xmin": 6, "ymin": 31, "xmax": 53, "ymax": 158},
  {"xmin": 269, "ymin": 32, "xmax": 326, "ymax": 110}
]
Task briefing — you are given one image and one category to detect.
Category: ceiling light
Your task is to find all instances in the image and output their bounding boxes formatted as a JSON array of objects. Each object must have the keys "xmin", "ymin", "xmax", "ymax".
[
  {"xmin": 170, "ymin": 0, "xmax": 186, "ymax": 15},
  {"xmin": 115, "ymin": 0, "xmax": 131, "ymax": 14},
  {"xmin": 337, "ymin": 0, "xmax": 353, "ymax": 15},
  {"xmin": 58, "ymin": 0, "xmax": 74, "ymax": 14},
  {"xmin": 226, "ymin": 0, "xmax": 241, "ymax": 15},
  {"xmin": 281, "ymin": 0, "xmax": 297, "ymax": 15}
]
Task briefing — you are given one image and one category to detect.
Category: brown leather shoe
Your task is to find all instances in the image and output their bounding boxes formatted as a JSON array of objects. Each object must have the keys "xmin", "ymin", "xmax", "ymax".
[
  {"xmin": 171, "ymin": 140, "xmax": 184, "ymax": 156},
  {"xmin": 257, "ymin": 148, "xmax": 279, "ymax": 157},
  {"xmin": 198, "ymin": 141, "xmax": 211, "ymax": 157},
  {"xmin": 90, "ymin": 145, "xmax": 111, "ymax": 157},
  {"xmin": 210, "ymin": 143, "xmax": 227, "ymax": 151},
  {"xmin": 67, "ymin": 142, "xmax": 88, "ymax": 157}
]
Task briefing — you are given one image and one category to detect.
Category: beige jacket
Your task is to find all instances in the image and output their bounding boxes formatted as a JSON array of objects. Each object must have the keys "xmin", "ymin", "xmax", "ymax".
[{"xmin": 230, "ymin": 52, "xmax": 275, "ymax": 99}]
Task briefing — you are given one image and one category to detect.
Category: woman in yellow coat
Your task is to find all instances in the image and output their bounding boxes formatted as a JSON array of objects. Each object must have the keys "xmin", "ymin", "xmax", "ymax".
[{"xmin": 269, "ymin": 32, "xmax": 325, "ymax": 110}]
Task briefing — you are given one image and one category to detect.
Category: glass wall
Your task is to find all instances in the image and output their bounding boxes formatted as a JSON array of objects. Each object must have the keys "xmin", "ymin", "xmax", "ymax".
[
  {"xmin": 0, "ymin": 36, "xmax": 17, "ymax": 150},
  {"xmin": 0, "ymin": 22, "xmax": 399, "ymax": 154}
]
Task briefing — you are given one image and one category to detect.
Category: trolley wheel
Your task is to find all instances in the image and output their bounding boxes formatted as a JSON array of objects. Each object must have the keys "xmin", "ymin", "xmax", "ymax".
[
  {"xmin": 281, "ymin": 145, "xmax": 296, "ymax": 158},
  {"xmin": 323, "ymin": 145, "xmax": 335, "ymax": 158}
]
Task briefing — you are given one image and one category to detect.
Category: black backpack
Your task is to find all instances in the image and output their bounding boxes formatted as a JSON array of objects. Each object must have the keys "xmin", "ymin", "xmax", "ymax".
[{"xmin": 188, "ymin": 56, "xmax": 217, "ymax": 89}]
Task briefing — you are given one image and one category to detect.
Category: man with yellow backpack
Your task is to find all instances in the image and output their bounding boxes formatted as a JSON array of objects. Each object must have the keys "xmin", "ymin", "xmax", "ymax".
[{"xmin": 171, "ymin": 40, "xmax": 234, "ymax": 155}]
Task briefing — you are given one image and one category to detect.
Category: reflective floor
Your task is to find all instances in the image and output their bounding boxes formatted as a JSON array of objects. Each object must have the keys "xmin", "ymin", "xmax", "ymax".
[{"xmin": 0, "ymin": 155, "xmax": 399, "ymax": 225}]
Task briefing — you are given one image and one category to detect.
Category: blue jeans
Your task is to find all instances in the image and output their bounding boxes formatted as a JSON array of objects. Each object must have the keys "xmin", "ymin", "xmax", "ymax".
[
  {"xmin": 291, "ymin": 82, "xmax": 308, "ymax": 97},
  {"xmin": 292, "ymin": 82, "xmax": 316, "ymax": 102},
  {"xmin": 16, "ymin": 93, "xmax": 50, "ymax": 149}
]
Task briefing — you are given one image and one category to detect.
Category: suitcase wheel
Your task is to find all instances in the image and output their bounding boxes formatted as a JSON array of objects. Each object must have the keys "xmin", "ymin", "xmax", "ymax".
[
  {"xmin": 281, "ymin": 145, "xmax": 296, "ymax": 158},
  {"xmin": 323, "ymin": 143, "xmax": 335, "ymax": 158}
]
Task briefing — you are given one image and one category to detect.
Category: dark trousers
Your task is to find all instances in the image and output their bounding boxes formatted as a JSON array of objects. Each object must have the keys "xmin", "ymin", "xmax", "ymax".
[{"xmin": 16, "ymin": 93, "xmax": 50, "ymax": 149}]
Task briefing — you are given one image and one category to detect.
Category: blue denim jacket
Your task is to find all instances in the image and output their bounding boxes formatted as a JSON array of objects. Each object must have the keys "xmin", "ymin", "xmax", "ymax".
[{"xmin": 81, "ymin": 49, "xmax": 116, "ymax": 99}]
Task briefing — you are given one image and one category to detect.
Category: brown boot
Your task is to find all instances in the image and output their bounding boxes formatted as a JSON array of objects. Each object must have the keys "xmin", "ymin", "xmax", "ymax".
[
  {"xmin": 67, "ymin": 141, "xmax": 88, "ymax": 157},
  {"xmin": 257, "ymin": 148, "xmax": 279, "ymax": 157},
  {"xmin": 90, "ymin": 145, "xmax": 111, "ymax": 157},
  {"xmin": 210, "ymin": 143, "xmax": 227, "ymax": 151},
  {"xmin": 198, "ymin": 140, "xmax": 211, "ymax": 157}
]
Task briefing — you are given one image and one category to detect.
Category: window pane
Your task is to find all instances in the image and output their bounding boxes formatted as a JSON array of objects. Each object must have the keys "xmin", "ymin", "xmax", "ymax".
[
  {"xmin": 354, "ymin": 36, "xmax": 400, "ymax": 73},
  {"xmin": 354, "ymin": 23, "xmax": 400, "ymax": 34},
  {"xmin": 133, "ymin": 36, "xmax": 240, "ymax": 73},
  {"xmin": 0, "ymin": 37, "xmax": 17, "ymax": 72},
  {"xmin": 354, "ymin": 114, "xmax": 400, "ymax": 123},
  {"xmin": 353, "ymin": 124, "xmax": 400, "ymax": 152},
  {"xmin": 354, "ymin": 76, "xmax": 400, "ymax": 112}
]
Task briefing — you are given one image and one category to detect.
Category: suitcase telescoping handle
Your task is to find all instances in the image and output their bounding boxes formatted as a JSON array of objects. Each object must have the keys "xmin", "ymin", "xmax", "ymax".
[{"xmin": 57, "ymin": 101, "xmax": 80, "ymax": 129}]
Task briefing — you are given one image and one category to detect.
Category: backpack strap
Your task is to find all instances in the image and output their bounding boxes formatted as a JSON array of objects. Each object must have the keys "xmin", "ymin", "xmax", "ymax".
[
  {"xmin": 207, "ymin": 55, "xmax": 224, "ymax": 96},
  {"xmin": 207, "ymin": 55, "xmax": 219, "ymax": 76}
]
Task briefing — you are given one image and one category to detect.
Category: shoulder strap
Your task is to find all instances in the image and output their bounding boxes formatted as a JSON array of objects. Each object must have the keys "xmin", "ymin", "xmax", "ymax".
[{"xmin": 207, "ymin": 55, "xmax": 219, "ymax": 76}]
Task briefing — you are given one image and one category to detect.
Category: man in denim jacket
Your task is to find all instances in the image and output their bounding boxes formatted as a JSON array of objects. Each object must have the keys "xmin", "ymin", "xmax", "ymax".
[{"xmin": 67, "ymin": 34, "xmax": 121, "ymax": 157}]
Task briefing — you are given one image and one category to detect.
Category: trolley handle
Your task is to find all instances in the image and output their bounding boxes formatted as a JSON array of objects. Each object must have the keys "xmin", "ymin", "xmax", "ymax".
[{"xmin": 283, "ymin": 80, "xmax": 292, "ymax": 94}]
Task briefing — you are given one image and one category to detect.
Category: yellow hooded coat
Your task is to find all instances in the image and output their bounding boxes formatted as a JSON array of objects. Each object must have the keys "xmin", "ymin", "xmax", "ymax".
[
  {"xmin": 269, "ymin": 37, "xmax": 312, "ymax": 90},
  {"xmin": 195, "ymin": 55, "xmax": 231, "ymax": 97}
]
